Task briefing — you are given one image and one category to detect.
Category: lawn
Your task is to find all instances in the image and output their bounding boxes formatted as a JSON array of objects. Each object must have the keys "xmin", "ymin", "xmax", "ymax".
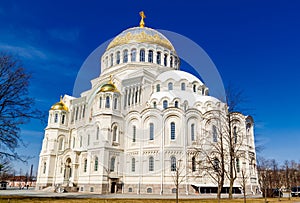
[{"xmin": 1, "ymin": 197, "xmax": 300, "ymax": 203}]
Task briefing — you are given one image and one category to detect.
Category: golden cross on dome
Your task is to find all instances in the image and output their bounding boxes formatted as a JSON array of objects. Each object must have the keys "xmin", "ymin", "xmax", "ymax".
[{"xmin": 139, "ymin": 11, "xmax": 146, "ymax": 28}]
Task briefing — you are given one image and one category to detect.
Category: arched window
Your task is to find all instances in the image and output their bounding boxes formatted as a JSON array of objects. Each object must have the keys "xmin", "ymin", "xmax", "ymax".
[
  {"xmin": 110, "ymin": 157, "xmax": 115, "ymax": 172},
  {"xmin": 128, "ymin": 187, "xmax": 133, "ymax": 192},
  {"xmin": 140, "ymin": 49, "xmax": 145, "ymax": 62},
  {"xmin": 132, "ymin": 125, "xmax": 136, "ymax": 142},
  {"xmin": 54, "ymin": 113, "xmax": 58, "ymax": 123},
  {"xmin": 149, "ymin": 123, "xmax": 154, "ymax": 140},
  {"xmin": 171, "ymin": 156, "xmax": 176, "ymax": 171},
  {"xmin": 132, "ymin": 158, "xmax": 135, "ymax": 172},
  {"xmin": 58, "ymin": 137, "xmax": 63, "ymax": 150},
  {"xmin": 116, "ymin": 51, "xmax": 120, "ymax": 64},
  {"xmin": 156, "ymin": 84, "xmax": 160, "ymax": 92},
  {"xmin": 233, "ymin": 126, "xmax": 237, "ymax": 144},
  {"xmin": 84, "ymin": 159, "xmax": 87, "ymax": 172},
  {"xmin": 172, "ymin": 188, "xmax": 177, "ymax": 193},
  {"xmin": 94, "ymin": 157, "xmax": 98, "ymax": 171},
  {"xmin": 170, "ymin": 56, "xmax": 173, "ymax": 67},
  {"xmin": 61, "ymin": 114, "xmax": 65, "ymax": 124},
  {"xmin": 157, "ymin": 52, "xmax": 161, "ymax": 64},
  {"xmin": 110, "ymin": 53, "xmax": 113, "ymax": 67},
  {"xmin": 113, "ymin": 126, "xmax": 117, "ymax": 142},
  {"xmin": 193, "ymin": 84, "xmax": 197, "ymax": 93},
  {"xmin": 174, "ymin": 101, "xmax": 179, "ymax": 108},
  {"xmin": 168, "ymin": 82, "xmax": 173, "ymax": 90},
  {"xmin": 236, "ymin": 158, "xmax": 240, "ymax": 173},
  {"xmin": 153, "ymin": 102, "xmax": 157, "ymax": 108},
  {"xmin": 96, "ymin": 126, "xmax": 99, "ymax": 140},
  {"xmin": 191, "ymin": 124, "xmax": 195, "ymax": 141},
  {"xmin": 149, "ymin": 156, "xmax": 154, "ymax": 171},
  {"xmin": 99, "ymin": 97, "xmax": 102, "ymax": 108},
  {"xmin": 213, "ymin": 158, "xmax": 219, "ymax": 171},
  {"xmin": 163, "ymin": 100, "xmax": 168, "ymax": 109},
  {"xmin": 192, "ymin": 156, "xmax": 196, "ymax": 172},
  {"xmin": 131, "ymin": 49, "xmax": 136, "ymax": 62},
  {"xmin": 148, "ymin": 50, "xmax": 153, "ymax": 62},
  {"xmin": 212, "ymin": 125, "xmax": 218, "ymax": 142},
  {"xmin": 181, "ymin": 83, "xmax": 186, "ymax": 90},
  {"xmin": 164, "ymin": 54, "xmax": 167, "ymax": 66},
  {"xmin": 123, "ymin": 50, "xmax": 128, "ymax": 63},
  {"xmin": 105, "ymin": 56, "xmax": 108, "ymax": 68},
  {"xmin": 43, "ymin": 162, "xmax": 46, "ymax": 174},
  {"xmin": 105, "ymin": 96, "xmax": 110, "ymax": 108},
  {"xmin": 170, "ymin": 122, "xmax": 176, "ymax": 140},
  {"xmin": 114, "ymin": 98, "xmax": 118, "ymax": 109}
]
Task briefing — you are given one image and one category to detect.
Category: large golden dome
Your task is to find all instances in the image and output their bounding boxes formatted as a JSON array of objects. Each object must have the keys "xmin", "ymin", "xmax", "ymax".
[
  {"xmin": 50, "ymin": 97, "xmax": 68, "ymax": 111},
  {"xmin": 106, "ymin": 26, "xmax": 175, "ymax": 51}
]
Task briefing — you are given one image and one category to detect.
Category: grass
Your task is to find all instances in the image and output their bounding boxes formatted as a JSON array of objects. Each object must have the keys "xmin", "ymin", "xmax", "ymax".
[{"xmin": 0, "ymin": 197, "xmax": 300, "ymax": 203}]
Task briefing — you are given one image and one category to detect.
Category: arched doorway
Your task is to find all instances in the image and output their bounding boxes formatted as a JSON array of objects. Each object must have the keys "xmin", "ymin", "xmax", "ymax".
[{"xmin": 64, "ymin": 158, "xmax": 72, "ymax": 184}]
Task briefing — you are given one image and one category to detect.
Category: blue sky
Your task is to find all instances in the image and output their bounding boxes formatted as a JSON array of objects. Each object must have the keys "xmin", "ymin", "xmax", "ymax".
[{"xmin": 1, "ymin": 0, "xmax": 299, "ymax": 174}]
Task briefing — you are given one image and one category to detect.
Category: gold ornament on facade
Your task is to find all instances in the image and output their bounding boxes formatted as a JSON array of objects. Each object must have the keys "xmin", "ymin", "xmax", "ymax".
[
  {"xmin": 50, "ymin": 96, "xmax": 69, "ymax": 111},
  {"xmin": 99, "ymin": 75, "xmax": 119, "ymax": 93}
]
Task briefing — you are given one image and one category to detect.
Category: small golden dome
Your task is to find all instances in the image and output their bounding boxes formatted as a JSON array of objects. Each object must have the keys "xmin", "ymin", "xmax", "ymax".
[
  {"xmin": 50, "ymin": 96, "xmax": 68, "ymax": 111},
  {"xmin": 99, "ymin": 76, "xmax": 119, "ymax": 93}
]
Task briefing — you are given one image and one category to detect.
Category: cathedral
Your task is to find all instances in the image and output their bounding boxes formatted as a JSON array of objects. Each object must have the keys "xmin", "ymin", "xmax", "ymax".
[{"xmin": 36, "ymin": 12, "xmax": 259, "ymax": 195}]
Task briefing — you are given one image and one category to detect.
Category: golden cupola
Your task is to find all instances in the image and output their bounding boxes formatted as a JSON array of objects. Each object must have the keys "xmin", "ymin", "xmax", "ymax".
[
  {"xmin": 99, "ymin": 76, "xmax": 119, "ymax": 93},
  {"xmin": 50, "ymin": 96, "xmax": 68, "ymax": 111}
]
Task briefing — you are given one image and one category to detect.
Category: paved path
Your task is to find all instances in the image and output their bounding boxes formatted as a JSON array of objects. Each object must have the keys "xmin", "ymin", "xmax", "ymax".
[{"xmin": 0, "ymin": 188, "xmax": 263, "ymax": 199}]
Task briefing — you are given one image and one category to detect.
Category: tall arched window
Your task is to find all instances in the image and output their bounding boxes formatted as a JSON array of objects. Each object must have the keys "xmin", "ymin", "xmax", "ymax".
[
  {"xmin": 131, "ymin": 158, "xmax": 135, "ymax": 172},
  {"xmin": 131, "ymin": 49, "xmax": 136, "ymax": 62},
  {"xmin": 110, "ymin": 157, "xmax": 115, "ymax": 172},
  {"xmin": 212, "ymin": 125, "xmax": 218, "ymax": 142},
  {"xmin": 164, "ymin": 54, "xmax": 167, "ymax": 66},
  {"xmin": 170, "ymin": 56, "xmax": 173, "ymax": 67},
  {"xmin": 148, "ymin": 50, "xmax": 153, "ymax": 62},
  {"xmin": 94, "ymin": 157, "xmax": 98, "ymax": 171},
  {"xmin": 149, "ymin": 123, "xmax": 154, "ymax": 140},
  {"xmin": 132, "ymin": 125, "xmax": 136, "ymax": 142},
  {"xmin": 168, "ymin": 82, "xmax": 173, "ymax": 90},
  {"xmin": 193, "ymin": 84, "xmax": 197, "ymax": 93},
  {"xmin": 236, "ymin": 158, "xmax": 240, "ymax": 173},
  {"xmin": 113, "ymin": 126, "xmax": 117, "ymax": 142},
  {"xmin": 140, "ymin": 49, "xmax": 145, "ymax": 62},
  {"xmin": 170, "ymin": 122, "xmax": 176, "ymax": 140},
  {"xmin": 84, "ymin": 159, "xmax": 87, "ymax": 172},
  {"xmin": 181, "ymin": 83, "xmax": 186, "ymax": 90},
  {"xmin": 171, "ymin": 156, "xmax": 176, "ymax": 171},
  {"xmin": 123, "ymin": 50, "xmax": 128, "ymax": 63},
  {"xmin": 99, "ymin": 97, "xmax": 102, "ymax": 108},
  {"xmin": 105, "ymin": 96, "xmax": 110, "ymax": 108},
  {"xmin": 110, "ymin": 53, "xmax": 113, "ymax": 67},
  {"xmin": 163, "ymin": 100, "xmax": 168, "ymax": 109},
  {"xmin": 58, "ymin": 137, "xmax": 63, "ymax": 150},
  {"xmin": 192, "ymin": 156, "xmax": 196, "ymax": 172},
  {"xmin": 96, "ymin": 126, "xmax": 99, "ymax": 140},
  {"xmin": 233, "ymin": 126, "xmax": 237, "ymax": 144},
  {"xmin": 61, "ymin": 114, "xmax": 65, "ymax": 124},
  {"xmin": 116, "ymin": 51, "xmax": 120, "ymax": 64},
  {"xmin": 153, "ymin": 102, "xmax": 157, "ymax": 108},
  {"xmin": 157, "ymin": 52, "xmax": 161, "ymax": 64},
  {"xmin": 54, "ymin": 113, "xmax": 58, "ymax": 123},
  {"xmin": 156, "ymin": 84, "xmax": 160, "ymax": 92},
  {"xmin": 114, "ymin": 98, "xmax": 118, "ymax": 109},
  {"xmin": 174, "ymin": 101, "xmax": 179, "ymax": 108},
  {"xmin": 191, "ymin": 124, "xmax": 195, "ymax": 141},
  {"xmin": 149, "ymin": 156, "xmax": 154, "ymax": 171},
  {"xmin": 43, "ymin": 162, "xmax": 46, "ymax": 174}
]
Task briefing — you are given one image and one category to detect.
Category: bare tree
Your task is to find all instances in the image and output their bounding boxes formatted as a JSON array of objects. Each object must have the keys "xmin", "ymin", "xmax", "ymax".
[
  {"xmin": 0, "ymin": 53, "xmax": 42, "ymax": 161},
  {"xmin": 239, "ymin": 169, "xmax": 249, "ymax": 203},
  {"xmin": 170, "ymin": 159, "xmax": 186, "ymax": 203}
]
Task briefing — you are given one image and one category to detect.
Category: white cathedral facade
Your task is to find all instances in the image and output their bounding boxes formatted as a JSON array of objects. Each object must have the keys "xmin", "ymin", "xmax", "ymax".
[{"xmin": 36, "ymin": 15, "xmax": 259, "ymax": 195}]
